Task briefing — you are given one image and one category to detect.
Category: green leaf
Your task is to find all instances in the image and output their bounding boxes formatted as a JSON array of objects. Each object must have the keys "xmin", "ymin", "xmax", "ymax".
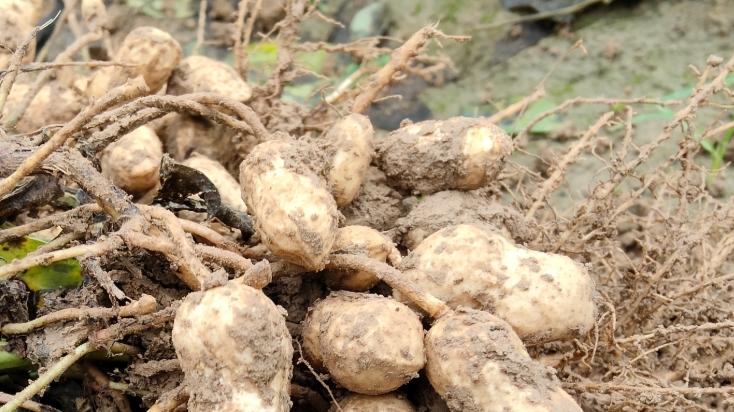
[
  {"xmin": 0, "ymin": 236, "xmax": 82, "ymax": 291},
  {"xmin": 505, "ymin": 98, "xmax": 563, "ymax": 134},
  {"xmin": 295, "ymin": 50, "xmax": 328, "ymax": 73},
  {"xmin": 700, "ymin": 139, "xmax": 715, "ymax": 154},
  {"xmin": 0, "ymin": 341, "xmax": 29, "ymax": 371}
]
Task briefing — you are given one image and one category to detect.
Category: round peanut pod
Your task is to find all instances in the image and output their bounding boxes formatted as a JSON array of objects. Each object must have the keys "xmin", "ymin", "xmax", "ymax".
[
  {"xmin": 397, "ymin": 224, "xmax": 596, "ymax": 343},
  {"xmin": 239, "ymin": 139, "xmax": 338, "ymax": 271},
  {"xmin": 323, "ymin": 255, "xmax": 582, "ymax": 411},
  {"xmin": 0, "ymin": 5, "xmax": 35, "ymax": 69},
  {"xmin": 374, "ymin": 117, "xmax": 512, "ymax": 194},
  {"xmin": 172, "ymin": 280, "xmax": 293, "ymax": 412},
  {"xmin": 332, "ymin": 393, "xmax": 416, "ymax": 412},
  {"xmin": 88, "ymin": 26, "xmax": 181, "ymax": 97},
  {"xmin": 183, "ymin": 153, "xmax": 247, "ymax": 213},
  {"xmin": 301, "ymin": 291, "xmax": 425, "ymax": 395},
  {"xmin": 0, "ymin": 0, "xmax": 44, "ymax": 27},
  {"xmin": 425, "ymin": 308, "xmax": 582, "ymax": 412},
  {"xmin": 168, "ymin": 55, "xmax": 252, "ymax": 102},
  {"xmin": 2, "ymin": 78, "xmax": 87, "ymax": 133},
  {"xmin": 100, "ymin": 125, "xmax": 163, "ymax": 195},
  {"xmin": 324, "ymin": 225, "xmax": 401, "ymax": 292},
  {"xmin": 311, "ymin": 114, "xmax": 374, "ymax": 207}
]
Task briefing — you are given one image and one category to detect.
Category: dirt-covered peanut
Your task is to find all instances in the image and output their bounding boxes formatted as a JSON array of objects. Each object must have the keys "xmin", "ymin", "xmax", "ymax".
[
  {"xmin": 302, "ymin": 292, "xmax": 425, "ymax": 395},
  {"xmin": 0, "ymin": 1, "xmax": 37, "ymax": 69},
  {"xmin": 183, "ymin": 153, "xmax": 247, "ymax": 213},
  {"xmin": 0, "ymin": 0, "xmax": 44, "ymax": 27},
  {"xmin": 397, "ymin": 224, "xmax": 596, "ymax": 343},
  {"xmin": 2, "ymin": 78, "xmax": 87, "ymax": 133},
  {"xmin": 396, "ymin": 190, "xmax": 535, "ymax": 249},
  {"xmin": 168, "ymin": 55, "xmax": 252, "ymax": 102},
  {"xmin": 425, "ymin": 309, "xmax": 582, "ymax": 412},
  {"xmin": 88, "ymin": 26, "xmax": 181, "ymax": 97},
  {"xmin": 374, "ymin": 117, "xmax": 512, "ymax": 194},
  {"xmin": 333, "ymin": 393, "xmax": 416, "ymax": 412},
  {"xmin": 100, "ymin": 126, "xmax": 163, "ymax": 195},
  {"xmin": 172, "ymin": 280, "xmax": 293, "ymax": 412},
  {"xmin": 239, "ymin": 139, "xmax": 338, "ymax": 270},
  {"xmin": 324, "ymin": 225, "xmax": 401, "ymax": 291},
  {"xmin": 312, "ymin": 114, "xmax": 374, "ymax": 207}
]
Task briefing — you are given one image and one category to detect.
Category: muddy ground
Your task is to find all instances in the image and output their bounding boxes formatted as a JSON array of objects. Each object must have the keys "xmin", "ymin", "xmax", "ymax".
[{"xmin": 1, "ymin": 0, "xmax": 734, "ymax": 411}]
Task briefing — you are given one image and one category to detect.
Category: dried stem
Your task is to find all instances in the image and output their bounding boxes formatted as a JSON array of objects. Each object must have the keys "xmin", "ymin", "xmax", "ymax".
[
  {"xmin": 0, "ymin": 342, "xmax": 94, "ymax": 412},
  {"xmin": 0, "ymin": 77, "xmax": 149, "ymax": 198},
  {"xmin": 487, "ymin": 86, "xmax": 546, "ymax": 124},
  {"xmin": 0, "ymin": 203, "xmax": 101, "ymax": 243},
  {"xmin": 351, "ymin": 24, "xmax": 469, "ymax": 113},
  {"xmin": 0, "ymin": 12, "xmax": 59, "ymax": 115},
  {"xmin": 526, "ymin": 111, "xmax": 614, "ymax": 218},
  {"xmin": 563, "ymin": 382, "xmax": 734, "ymax": 395},
  {"xmin": 177, "ymin": 217, "xmax": 248, "ymax": 255},
  {"xmin": 4, "ymin": 30, "xmax": 103, "ymax": 130},
  {"xmin": 1, "ymin": 306, "xmax": 176, "ymax": 412},
  {"xmin": 0, "ymin": 392, "xmax": 57, "ymax": 412},
  {"xmin": 0, "ymin": 61, "xmax": 134, "ymax": 78},
  {"xmin": 0, "ymin": 236, "xmax": 121, "ymax": 281},
  {"xmin": 233, "ymin": 0, "xmax": 249, "ymax": 78},
  {"xmin": 326, "ymin": 254, "xmax": 449, "ymax": 319},
  {"xmin": 1, "ymin": 294, "xmax": 156, "ymax": 335},
  {"xmin": 192, "ymin": 0, "xmax": 208, "ymax": 55},
  {"xmin": 146, "ymin": 385, "xmax": 188, "ymax": 412}
]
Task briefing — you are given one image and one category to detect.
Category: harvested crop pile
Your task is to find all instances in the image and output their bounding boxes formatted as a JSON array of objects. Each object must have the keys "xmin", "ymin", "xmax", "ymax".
[{"xmin": 0, "ymin": 1, "xmax": 733, "ymax": 412}]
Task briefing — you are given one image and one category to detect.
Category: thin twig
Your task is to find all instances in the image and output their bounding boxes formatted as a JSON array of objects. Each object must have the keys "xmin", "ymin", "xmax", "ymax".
[
  {"xmin": 0, "ymin": 11, "xmax": 60, "ymax": 115},
  {"xmin": 0, "ymin": 60, "xmax": 134, "ymax": 78},
  {"xmin": 487, "ymin": 86, "xmax": 546, "ymax": 124},
  {"xmin": 0, "ymin": 203, "xmax": 101, "ymax": 243},
  {"xmin": 564, "ymin": 381, "xmax": 734, "ymax": 395},
  {"xmin": 617, "ymin": 321, "xmax": 734, "ymax": 344},
  {"xmin": 526, "ymin": 111, "xmax": 614, "ymax": 218},
  {"xmin": 0, "ymin": 237, "xmax": 122, "ymax": 281},
  {"xmin": 233, "ymin": 0, "xmax": 249, "ymax": 78},
  {"xmin": 0, "ymin": 392, "xmax": 59, "ymax": 412},
  {"xmin": 4, "ymin": 31, "xmax": 103, "ymax": 129},
  {"xmin": 239, "ymin": 0, "xmax": 262, "ymax": 77},
  {"xmin": 351, "ymin": 24, "xmax": 469, "ymax": 113},
  {"xmin": 192, "ymin": 0, "xmax": 207, "ymax": 55},
  {"xmin": 1, "ymin": 294, "xmax": 156, "ymax": 335},
  {"xmin": 0, "ymin": 342, "xmax": 94, "ymax": 412},
  {"xmin": 326, "ymin": 254, "xmax": 449, "ymax": 319},
  {"xmin": 296, "ymin": 341, "xmax": 341, "ymax": 412}
]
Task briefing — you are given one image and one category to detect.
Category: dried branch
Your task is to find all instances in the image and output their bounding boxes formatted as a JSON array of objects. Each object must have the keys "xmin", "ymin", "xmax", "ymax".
[{"xmin": 351, "ymin": 24, "xmax": 469, "ymax": 114}]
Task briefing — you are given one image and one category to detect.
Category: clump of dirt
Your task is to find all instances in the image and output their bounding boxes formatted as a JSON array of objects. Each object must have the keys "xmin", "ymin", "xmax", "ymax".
[{"xmin": 395, "ymin": 189, "xmax": 536, "ymax": 249}]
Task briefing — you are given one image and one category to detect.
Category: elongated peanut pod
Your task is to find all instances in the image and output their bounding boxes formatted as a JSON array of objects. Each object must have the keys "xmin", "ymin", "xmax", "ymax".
[
  {"xmin": 314, "ymin": 114, "xmax": 374, "ymax": 207},
  {"xmin": 240, "ymin": 139, "xmax": 338, "ymax": 270},
  {"xmin": 398, "ymin": 224, "xmax": 596, "ymax": 343},
  {"xmin": 172, "ymin": 280, "xmax": 293, "ymax": 412},
  {"xmin": 425, "ymin": 309, "xmax": 583, "ymax": 412},
  {"xmin": 375, "ymin": 117, "xmax": 512, "ymax": 194},
  {"xmin": 88, "ymin": 26, "xmax": 181, "ymax": 97}
]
